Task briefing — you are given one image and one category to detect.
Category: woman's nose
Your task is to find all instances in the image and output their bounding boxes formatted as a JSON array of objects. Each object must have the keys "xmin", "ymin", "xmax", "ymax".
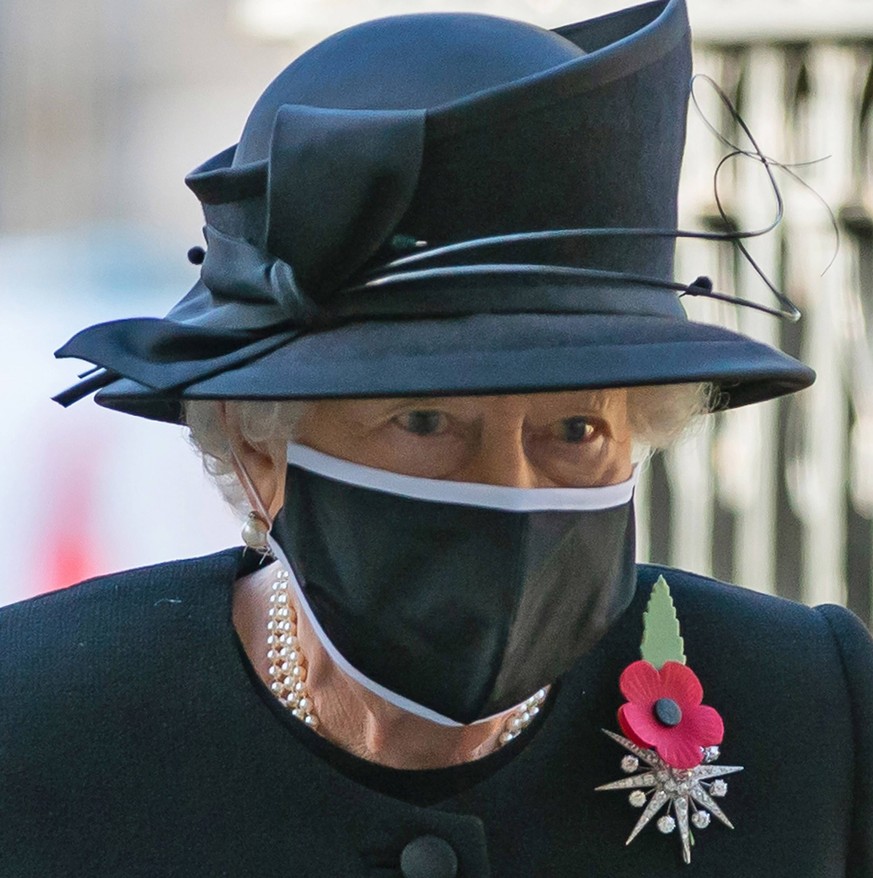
[{"xmin": 455, "ymin": 418, "xmax": 540, "ymax": 488}]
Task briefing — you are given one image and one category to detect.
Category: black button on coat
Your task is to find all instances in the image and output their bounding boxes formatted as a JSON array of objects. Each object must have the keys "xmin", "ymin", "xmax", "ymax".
[{"xmin": 401, "ymin": 835, "xmax": 459, "ymax": 878}]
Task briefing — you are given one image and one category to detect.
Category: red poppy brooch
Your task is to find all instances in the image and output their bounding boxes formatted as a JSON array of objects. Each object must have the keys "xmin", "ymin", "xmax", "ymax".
[{"xmin": 596, "ymin": 576, "xmax": 743, "ymax": 865}]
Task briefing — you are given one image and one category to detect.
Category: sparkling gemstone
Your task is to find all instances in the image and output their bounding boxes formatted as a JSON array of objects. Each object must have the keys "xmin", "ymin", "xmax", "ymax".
[
  {"xmin": 710, "ymin": 780, "xmax": 728, "ymax": 797},
  {"xmin": 621, "ymin": 755, "xmax": 639, "ymax": 773},
  {"xmin": 703, "ymin": 746, "xmax": 720, "ymax": 763},
  {"xmin": 692, "ymin": 811, "xmax": 711, "ymax": 829},
  {"xmin": 629, "ymin": 790, "xmax": 646, "ymax": 808},
  {"xmin": 657, "ymin": 816, "xmax": 676, "ymax": 834}
]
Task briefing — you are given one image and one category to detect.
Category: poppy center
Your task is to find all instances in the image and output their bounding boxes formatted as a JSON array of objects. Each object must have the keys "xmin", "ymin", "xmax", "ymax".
[{"xmin": 653, "ymin": 697, "xmax": 682, "ymax": 727}]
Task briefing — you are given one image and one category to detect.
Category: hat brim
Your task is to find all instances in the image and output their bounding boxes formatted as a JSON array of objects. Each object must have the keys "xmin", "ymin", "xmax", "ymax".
[{"xmin": 93, "ymin": 313, "xmax": 814, "ymax": 423}]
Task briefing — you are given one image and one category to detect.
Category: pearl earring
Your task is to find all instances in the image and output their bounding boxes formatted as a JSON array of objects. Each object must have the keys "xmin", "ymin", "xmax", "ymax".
[{"xmin": 241, "ymin": 511, "xmax": 270, "ymax": 551}]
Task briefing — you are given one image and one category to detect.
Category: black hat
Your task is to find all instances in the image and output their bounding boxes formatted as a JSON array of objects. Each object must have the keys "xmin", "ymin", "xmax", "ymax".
[{"xmin": 55, "ymin": 0, "xmax": 814, "ymax": 423}]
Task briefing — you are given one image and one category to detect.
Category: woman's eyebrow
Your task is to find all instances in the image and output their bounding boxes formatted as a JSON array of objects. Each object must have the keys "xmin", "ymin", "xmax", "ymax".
[
  {"xmin": 533, "ymin": 395, "xmax": 614, "ymax": 416},
  {"xmin": 381, "ymin": 396, "xmax": 464, "ymax": 412}
]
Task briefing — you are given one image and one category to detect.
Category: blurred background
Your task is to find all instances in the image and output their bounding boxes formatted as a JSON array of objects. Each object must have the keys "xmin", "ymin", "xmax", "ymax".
[{"xmin": 2, "ymin": 0, "xmax": 872, "ymax": 620}]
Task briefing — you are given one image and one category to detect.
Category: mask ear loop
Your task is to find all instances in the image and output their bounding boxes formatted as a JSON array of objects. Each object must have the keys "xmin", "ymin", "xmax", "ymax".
[{"xmin": 231, "ymin": 447, "xmax": 275, "ymax": 558}]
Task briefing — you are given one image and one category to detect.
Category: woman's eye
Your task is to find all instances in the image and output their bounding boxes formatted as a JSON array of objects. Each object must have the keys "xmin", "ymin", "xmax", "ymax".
[
  {"xmin": 394, "ymin": 410, "xmax": 448, "ymax": 436},
  {"xmin": 555, "ymin": 416, "xmax": 596, "ymax": 443}
]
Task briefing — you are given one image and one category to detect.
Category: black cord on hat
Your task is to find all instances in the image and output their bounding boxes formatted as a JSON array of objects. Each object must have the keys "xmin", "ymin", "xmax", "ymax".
[{"xmin": 360, "ymin": 76, "xmax": 839, "ymax": 325}]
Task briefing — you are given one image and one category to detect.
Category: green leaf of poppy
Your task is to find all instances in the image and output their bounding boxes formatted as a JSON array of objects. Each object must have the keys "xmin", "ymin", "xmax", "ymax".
[{"xmin": 640, "ymin": 576, "xmax": 686, "ymax": 669}]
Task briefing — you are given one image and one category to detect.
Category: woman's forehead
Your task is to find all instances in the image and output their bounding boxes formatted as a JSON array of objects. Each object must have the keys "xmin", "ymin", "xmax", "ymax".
[{"xmin": 300, "ymin": 389, "xmax": 628, "ymax": 422}]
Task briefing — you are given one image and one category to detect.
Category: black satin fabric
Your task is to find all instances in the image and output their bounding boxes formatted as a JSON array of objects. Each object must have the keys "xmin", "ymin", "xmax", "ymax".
[{"xmin": 271, "ymin": 462, "xmax": 637, "ymax": 724}]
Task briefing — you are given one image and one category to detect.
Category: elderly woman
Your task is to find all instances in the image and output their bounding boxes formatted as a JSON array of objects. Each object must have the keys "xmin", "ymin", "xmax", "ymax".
[{"xmin": 3, "ymin": 0, "xmax": 872, "ymax": 875}]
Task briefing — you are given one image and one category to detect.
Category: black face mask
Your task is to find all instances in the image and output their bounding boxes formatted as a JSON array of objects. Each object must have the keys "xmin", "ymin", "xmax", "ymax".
[{"xmin": 269, "ymin": 444, "xmax": 638, "ymax": 726}]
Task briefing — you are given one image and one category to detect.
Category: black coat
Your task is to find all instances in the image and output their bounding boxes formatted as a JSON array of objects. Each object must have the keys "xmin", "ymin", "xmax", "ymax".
[{"xmin": 2, "ymin": 548, "xmax": 871, "ymax": 877}]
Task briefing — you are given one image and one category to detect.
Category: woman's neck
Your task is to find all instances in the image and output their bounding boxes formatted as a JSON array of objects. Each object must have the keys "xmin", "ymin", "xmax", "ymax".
[{"xmin": 232, "ymin": 561, "xmax": 512, "ymax": 769}]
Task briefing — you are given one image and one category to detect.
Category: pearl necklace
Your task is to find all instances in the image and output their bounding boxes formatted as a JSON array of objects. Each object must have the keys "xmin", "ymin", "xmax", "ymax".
[
  {"xmin": 265, "ymin": 567, "xmax": 547, "ymax": 749},
  {"xmin": 266, "ymin": 568, "xmax": 319, "ymax": 729}
]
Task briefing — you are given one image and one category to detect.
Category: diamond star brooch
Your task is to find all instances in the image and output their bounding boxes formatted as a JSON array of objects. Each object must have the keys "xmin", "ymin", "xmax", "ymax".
[{"xmin": 596, "ymin": 576, "xmax": 743, "ymax": 865}]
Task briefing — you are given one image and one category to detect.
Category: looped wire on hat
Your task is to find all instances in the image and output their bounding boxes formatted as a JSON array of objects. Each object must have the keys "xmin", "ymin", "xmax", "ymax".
[{"xmin": 354, "ymin": 75, "xmax": 837, "ymax": 324}]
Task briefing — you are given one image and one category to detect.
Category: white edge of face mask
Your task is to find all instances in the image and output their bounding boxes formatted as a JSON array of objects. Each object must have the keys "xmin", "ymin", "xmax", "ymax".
[
  {"xmin": 285, "ymin": 442, "xmax": 637, "ymax": 511},
  {"xmin": 269, "ymin": 540, "xmax": 522, "ymax": 728}
]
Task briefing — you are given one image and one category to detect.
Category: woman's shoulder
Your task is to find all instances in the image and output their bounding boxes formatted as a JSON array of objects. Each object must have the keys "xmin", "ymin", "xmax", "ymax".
[
  {"xmin": 634, "ymin": 563, "xmax": 873, "ymax": 724},
  {"xmin": 0, "ymin": 548, "xmax": 256, "ymax": 778},
  {"xmin": 0, "ymin": 548, "xmax": 246, "ymax": 682},
  {"xmin": 637, "ymin": 561, "xmax": 870, "ymax": 645},
  {"xmin": 630, "ymin": 564, "xmax": 873, "ymax": 872},
  {"xmin": 1, "ymin": 547, "xmax": 243, "ymax": 618}
]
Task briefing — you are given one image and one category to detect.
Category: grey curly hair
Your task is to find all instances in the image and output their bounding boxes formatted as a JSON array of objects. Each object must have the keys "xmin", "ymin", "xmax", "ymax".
[{"xmin": 183, "ymin": 383, "xmax": 714, "ymax": 515}]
